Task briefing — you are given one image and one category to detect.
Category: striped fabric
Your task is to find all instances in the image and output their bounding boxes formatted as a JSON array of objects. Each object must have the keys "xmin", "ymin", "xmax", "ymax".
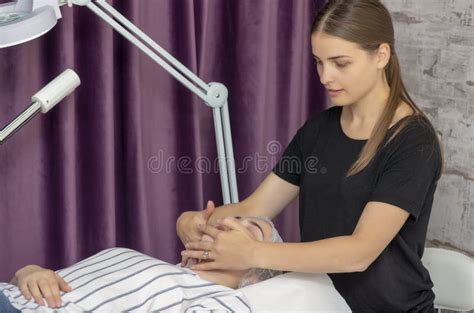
[{"xmin": 1, "ymin": 248, "xmax": 251, "ymax": 312}]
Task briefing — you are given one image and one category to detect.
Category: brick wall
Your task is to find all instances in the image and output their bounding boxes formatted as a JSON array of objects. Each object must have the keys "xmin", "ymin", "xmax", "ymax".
[{"xmin": 382, "ymin": 0, "xmax": 473, "ymax": 255}]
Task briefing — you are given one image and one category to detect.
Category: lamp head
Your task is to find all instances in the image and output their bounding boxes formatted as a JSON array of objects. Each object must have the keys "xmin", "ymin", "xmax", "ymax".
[{"xmin": 0, "ymin": 0, "xmax": 62, "ymax": 48}]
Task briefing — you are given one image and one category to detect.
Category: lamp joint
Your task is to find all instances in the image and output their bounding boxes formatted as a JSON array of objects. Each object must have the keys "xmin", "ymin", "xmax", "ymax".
[{"xmin": 206, "ymin": 82, "xmax": 228, "ymax": 108}]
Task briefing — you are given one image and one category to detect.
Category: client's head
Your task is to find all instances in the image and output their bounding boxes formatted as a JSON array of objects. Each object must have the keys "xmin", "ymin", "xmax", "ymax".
[
  {"xmin": 196, "ymin": 216, "xmax": 283, "ymax": 288},
  {"xmin": 202, "ymin": 216, "xmax": 283, "ymax": 245},
  {"xmin": 234, "ymin": 216, "xmax": 283, "ymax": 244},
  {"xmin": 231, "ymin": 216, "xmax": 284, "ymax": 288}
]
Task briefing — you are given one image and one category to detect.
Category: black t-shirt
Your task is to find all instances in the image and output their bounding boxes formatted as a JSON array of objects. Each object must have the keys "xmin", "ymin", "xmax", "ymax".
[{"xmin": 273, "ymin": 106, "xmax": 442, "ymax": 313}]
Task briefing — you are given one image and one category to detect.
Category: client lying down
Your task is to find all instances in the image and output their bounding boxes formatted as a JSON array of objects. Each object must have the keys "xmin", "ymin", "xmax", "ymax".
[{"xmin": 0, "ymin": 216, "xmax": 282, "ymax": 312}]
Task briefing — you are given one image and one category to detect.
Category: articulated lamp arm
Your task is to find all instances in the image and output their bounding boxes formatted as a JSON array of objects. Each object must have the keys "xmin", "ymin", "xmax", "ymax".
[
  {"xmin": 0, "ymin": 69, "xmax": 80, "ymax": 143},
  {"xmin": 0, "ymin": 0, "xmax": 238, "ymax": 203},
  {"xmin": 72, "ymin": 0, "xmax": 239, "ymax": 204}
]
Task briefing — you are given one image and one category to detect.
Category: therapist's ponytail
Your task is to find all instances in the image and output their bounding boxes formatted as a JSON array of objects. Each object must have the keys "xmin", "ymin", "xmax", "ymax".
[{"xmin": 311, "ymin": 0, "xmax": 443, "ymax": 177}]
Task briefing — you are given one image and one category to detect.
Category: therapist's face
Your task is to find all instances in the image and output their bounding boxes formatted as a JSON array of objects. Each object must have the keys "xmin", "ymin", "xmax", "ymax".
[{"xmin": 310, "ymin": 32, "xmax": 384, "ymax": 106}]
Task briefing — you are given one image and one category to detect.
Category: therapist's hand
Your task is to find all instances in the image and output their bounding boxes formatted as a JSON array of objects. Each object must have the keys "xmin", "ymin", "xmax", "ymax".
[
  {"xmin": 181, "ymin": 217, "xmax": 260, "ymax": 271},
  {"xmin": 11, "ymin": 265, "xmax": 72, "ymax": 308},
  {"xmin": 177, "ymin": 200, "xmax": 216, "ymax": 245}
]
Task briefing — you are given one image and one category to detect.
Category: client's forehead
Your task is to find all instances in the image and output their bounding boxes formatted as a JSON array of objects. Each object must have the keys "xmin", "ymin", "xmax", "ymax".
[{"xmin": 238, "ymin": 217, "xmax": 273, "ymax": 241}]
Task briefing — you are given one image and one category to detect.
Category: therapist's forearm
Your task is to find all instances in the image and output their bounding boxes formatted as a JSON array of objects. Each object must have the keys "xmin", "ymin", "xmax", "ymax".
[{"xmin": 254, "ymin": 236, "xmax": 370, "ymax": 274}]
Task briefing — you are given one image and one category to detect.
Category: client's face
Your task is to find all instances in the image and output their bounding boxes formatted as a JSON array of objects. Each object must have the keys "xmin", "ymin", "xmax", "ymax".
[
  {"xmin": 203, "ymin": 217, "xmax": 273, "ymax": 243},
  {"xmin": 234, "ymin": 217, "xmax": 273, "ymax": 242}
]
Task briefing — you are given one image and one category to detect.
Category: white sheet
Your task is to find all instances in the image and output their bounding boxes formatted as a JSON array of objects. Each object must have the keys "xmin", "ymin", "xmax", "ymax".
[
  {"xmin": 2, "ymin": 247, "xmax": 351, "ymax": 312},
  {"xmin": 1, "ymin": 248, "xmax": 250, "ymax": 312},
  {"xmin": 240, "ymin": 271, "xmax": 351, "ymax": 312}
]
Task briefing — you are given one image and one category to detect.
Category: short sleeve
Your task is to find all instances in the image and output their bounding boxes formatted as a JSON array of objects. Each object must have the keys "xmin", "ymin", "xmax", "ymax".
[
  {"xmin": 369, "ymin": 128, "xmax": 442, "ymax": 222},
  {"xmin": 272, "ymin": 125, "xmax": 305, "ymax": 186}
]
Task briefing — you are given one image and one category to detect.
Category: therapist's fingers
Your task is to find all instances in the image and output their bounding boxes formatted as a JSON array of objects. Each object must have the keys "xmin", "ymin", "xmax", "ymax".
[
  {"xmin": 181, "ymin": 256, "xmax": 200, "ymax": 267},
  {"xmin": 190, "ymin": 261, "xmax": 219, "ymax": 271},
  {"xmin": 181, "ymin": 249, "xmax": 214, "ymax": 261},
  {"xmin": 218, "ymin": 217, "xmax": 249, "ymax": 233},
  {"xmin": 181, "ymin": 254, "xmax": 191, "ymax": 267},
  {"xmin": 201, "ymin": 200, "xmax": 216, "ymax": 222},
  {"xmin": 184, "ymin": 240, "xmax": 213, "ymax": 251},
  {"xmin": 27, "ymin": 281, "xmax": 45, "ymax": 306},
  {"xmin": 197, "ymin": 224, "xmax": 221, "ymax": 240}
]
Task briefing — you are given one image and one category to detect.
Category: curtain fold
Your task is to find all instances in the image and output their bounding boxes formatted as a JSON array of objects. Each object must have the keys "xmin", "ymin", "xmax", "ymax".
[{"xmin": 0, "ymin": 0, "xmax": 326, "ymax": 281}]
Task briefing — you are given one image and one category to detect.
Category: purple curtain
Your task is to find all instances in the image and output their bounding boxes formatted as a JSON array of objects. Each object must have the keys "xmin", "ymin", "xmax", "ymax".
[{"xmin": 0, "ymin": 0, "xmax": 326, "ymax": 281}]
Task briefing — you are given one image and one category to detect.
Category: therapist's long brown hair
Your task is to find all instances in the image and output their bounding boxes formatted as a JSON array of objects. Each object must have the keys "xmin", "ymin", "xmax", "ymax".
[{"xmin": 311, "ymin": 0, "xmax": 443, "ymax": 177}]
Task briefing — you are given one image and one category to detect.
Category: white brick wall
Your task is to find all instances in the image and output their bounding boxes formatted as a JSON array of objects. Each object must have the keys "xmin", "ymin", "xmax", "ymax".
[{"xmin": 382, "ymin": 0, "xmax": 473, "ymax": 254}]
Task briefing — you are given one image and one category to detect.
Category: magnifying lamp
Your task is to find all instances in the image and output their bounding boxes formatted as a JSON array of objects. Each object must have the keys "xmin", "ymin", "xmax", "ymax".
[
  {"xmin": 0, "ymin": 0, "xmax": 239, "ymax": 204},
  {"xmin": 0, "ymin": 0, "xmax": 61, "ymax": 47}
]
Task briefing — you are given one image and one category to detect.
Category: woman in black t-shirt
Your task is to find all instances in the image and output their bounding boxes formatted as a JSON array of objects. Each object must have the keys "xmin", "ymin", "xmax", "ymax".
[{"xmin": 178, "ymin": 0, "xmax": 443, "ymax": 312}]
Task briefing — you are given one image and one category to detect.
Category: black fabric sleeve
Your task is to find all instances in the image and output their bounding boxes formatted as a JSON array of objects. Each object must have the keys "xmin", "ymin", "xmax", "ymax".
[
  {"xmin": 272, "ymin": 125, "xmax": 306, "ymax": 186},
  {"xmin": 369, "ymin": 127, "xmax": 442, "ymax": 222}
]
